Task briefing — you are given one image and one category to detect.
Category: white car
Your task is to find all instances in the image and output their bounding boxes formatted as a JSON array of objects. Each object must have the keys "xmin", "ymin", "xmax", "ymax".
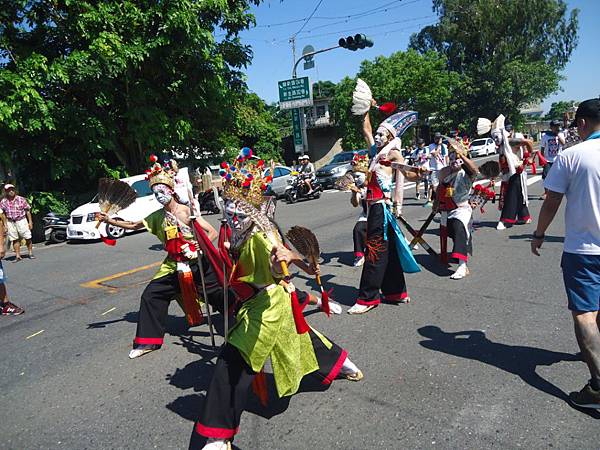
[
  {"xmin": 469, "ymin": 138, "xmax": 496, "ymax": 157},
  {"xmin": 67, "ymin": 168, "xmax": 193, "ymax": 241}
]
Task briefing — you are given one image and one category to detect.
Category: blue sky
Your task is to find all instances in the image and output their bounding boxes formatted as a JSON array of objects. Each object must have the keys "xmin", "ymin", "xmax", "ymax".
[{"xmin": 238, "ymin": 0, "xmax": 599, "ymax": 113}]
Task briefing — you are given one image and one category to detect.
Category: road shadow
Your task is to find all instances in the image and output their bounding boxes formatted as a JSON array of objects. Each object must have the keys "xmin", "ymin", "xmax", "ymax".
[
  {"xmin": 319, "ymin": 250, "xmax": 353, "ymax": 266},
  {"xmin": 508, "ymin": 234, "xmax": 564, "ymax": 243},
  {"xmin": 294, "ymin": 272, "xmax": 358, "ymax": 307},
  {"xmin": 414, "ymin": 254, "xmax": 452, "ymax": 277},
  {"xmin": 417, "ymin": 326, "xmax": 600, "ymax": 418},
  {"xmin": 148, "ymin": 243, "xmax": 164, "ymax": 251}
]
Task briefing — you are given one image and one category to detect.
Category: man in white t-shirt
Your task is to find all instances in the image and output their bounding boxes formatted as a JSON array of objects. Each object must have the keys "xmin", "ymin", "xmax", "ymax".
[{"xmin": 531, "ymin": 98, "xmax": 600, "ymax": 409}]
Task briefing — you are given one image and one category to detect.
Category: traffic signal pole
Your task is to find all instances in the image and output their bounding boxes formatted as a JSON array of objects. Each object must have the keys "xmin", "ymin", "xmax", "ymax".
[{"xmin": 292, "ymin": 45, "xmax": 341, "ymax": 78}]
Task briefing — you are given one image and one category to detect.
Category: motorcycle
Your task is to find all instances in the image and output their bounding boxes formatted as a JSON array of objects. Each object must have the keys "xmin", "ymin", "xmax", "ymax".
[
  {"xmin": 43, "ymin": 212, "xmax": 69, "ymax": 244},
  {"xmin": 284, "ymin": 172, "xmax": 322, "ymax": 204}
]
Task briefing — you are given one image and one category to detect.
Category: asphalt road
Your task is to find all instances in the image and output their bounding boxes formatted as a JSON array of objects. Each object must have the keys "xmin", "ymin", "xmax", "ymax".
[{"xmin": 1, "ymin": 160, "xmax": 597, "ymax": 450}]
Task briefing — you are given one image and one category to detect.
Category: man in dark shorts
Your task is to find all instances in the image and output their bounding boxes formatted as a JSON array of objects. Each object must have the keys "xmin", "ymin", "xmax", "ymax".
[{"xmin": 532, "ymin": 98, "xmax": 600, "ymax": 409}]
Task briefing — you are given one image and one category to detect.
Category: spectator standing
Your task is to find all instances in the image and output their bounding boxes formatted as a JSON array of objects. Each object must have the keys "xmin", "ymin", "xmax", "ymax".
[
  {"xmin": 426, "ymin": 132, "xmax": 448, "ymax": 206},
  {"xmin": 539, "ymin": 119, "xmax": 566, "ymax": 199},
  {"xmin": 412, "ymin": 138, "xmax": 430, "ymax": 200},
  {"xmin": 531, "ymin": 98, "xmax": 600, "ymax": 409},
  {"xmin": 0, "ymin": 216, "xmax": 24, "ymax": 315},
  {"xmin": 0, "ymin": 184, "xmax": 34, "ymax": 261}
]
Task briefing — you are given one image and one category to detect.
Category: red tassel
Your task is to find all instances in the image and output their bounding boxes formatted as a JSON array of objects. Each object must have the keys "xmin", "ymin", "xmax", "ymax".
[
  {"xmin": 531, "ymin": 161, "xmax": 537, "ymax": 175},
  {"xmin": 178, "ymin": 269, "xmax": 203, "ymax": 326},
  {"xmin": 379, "ymin": 102, "xmax": 397, "ymax": 115},
  {"xmin": 251, "ymin": 369, "xmax": 269, "ymax": 407},
  {"xmin": 101, "ymin": 236, "xmax": 117, "ymax": 246},
  {"xmin": 320, "ymin": 287, "xmax": 331, "ymax": 317},
  {"xmin": 537, "ymin": 150, "xmax": 548, "ymax": 167},
  {"xmin": 290, "ymin": 290, "xmax": 310, "ymax": 334}
]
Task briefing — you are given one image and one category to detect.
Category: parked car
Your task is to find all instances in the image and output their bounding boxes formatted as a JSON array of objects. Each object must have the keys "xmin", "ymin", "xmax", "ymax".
[
  {"xmin": 67, "ymin": 167, "xmax": 193, "ymax": 241},
  {"xmin": 316, "ymin": 150, "xmax": 368, "ymax": 189},
  {"xmin": 263, "ymin": 165, "xmax": 293, "ymax": 198},
  {"xmin": 469, "ymin": 138, "xmax": 496, "ymax": 157}
]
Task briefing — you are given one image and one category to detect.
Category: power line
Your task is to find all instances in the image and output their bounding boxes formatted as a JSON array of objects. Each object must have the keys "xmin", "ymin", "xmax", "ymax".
[
  {"xmin": 291, "ymin": 0, "xmax": 325, "ymax": 39},
  {"xmin": 298, "ymin": 0, "xmax": 422, "ymax": 34}
]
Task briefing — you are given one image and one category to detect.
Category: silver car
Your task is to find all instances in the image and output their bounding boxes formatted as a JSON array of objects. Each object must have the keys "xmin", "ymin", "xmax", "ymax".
[{"xmin": 264, "ymin": 165, "xmax": 293, "ymax": 198}]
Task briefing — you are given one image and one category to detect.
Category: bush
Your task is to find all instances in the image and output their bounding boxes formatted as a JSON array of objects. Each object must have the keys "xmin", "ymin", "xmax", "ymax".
[{"xmin": 26, "ymin": 192, "xmax": 71, "ymax": 216}]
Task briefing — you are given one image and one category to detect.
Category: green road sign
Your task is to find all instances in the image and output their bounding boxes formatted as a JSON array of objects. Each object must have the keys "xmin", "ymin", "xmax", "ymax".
[
  {"xmin": 278, "ymin": 77, "xmax": 313, "ymax": 110},
  {"xmin": 291, "ymin": 108, "xmax": 304, "ymax": 153}
]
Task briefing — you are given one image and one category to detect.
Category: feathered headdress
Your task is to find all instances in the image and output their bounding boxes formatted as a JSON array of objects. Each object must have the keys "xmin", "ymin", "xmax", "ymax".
[
  {"xmin": 145, "ymin": 154, "xmax": 175, "ymax": 189},
  {"xmin": 219, "ymin": 147, "xmax": 272, "ymax": 209}
]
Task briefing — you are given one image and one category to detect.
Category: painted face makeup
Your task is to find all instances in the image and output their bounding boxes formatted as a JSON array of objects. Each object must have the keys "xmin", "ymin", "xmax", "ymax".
[
  {"xmin": 152, "ymin": 184, "xmax": 174, "ymax": 206},
  {"xmin": 374, "ymin": 127, "xmax": 390, "ymax": 148}
]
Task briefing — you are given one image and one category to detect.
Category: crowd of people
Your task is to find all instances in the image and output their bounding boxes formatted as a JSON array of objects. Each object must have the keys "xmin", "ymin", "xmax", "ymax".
[{"xmin": 3, "ymin": 93, "xmax": 599, "ymax": 448}]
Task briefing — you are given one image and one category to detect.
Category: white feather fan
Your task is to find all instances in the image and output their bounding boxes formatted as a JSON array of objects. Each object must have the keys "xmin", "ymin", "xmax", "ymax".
[
  {"xmin": 351, "ymin": 78, "xmax": 373, "ymax": 115},
  {"xmin": 476, "ymin": 117, "xmax": 492, "ymax": 136}
]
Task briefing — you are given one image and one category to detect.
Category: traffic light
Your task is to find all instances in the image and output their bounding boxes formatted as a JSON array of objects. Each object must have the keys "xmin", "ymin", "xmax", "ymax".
[{"xmin": 339, "ymin": 34, "xmax": 374, "ymax": 51}]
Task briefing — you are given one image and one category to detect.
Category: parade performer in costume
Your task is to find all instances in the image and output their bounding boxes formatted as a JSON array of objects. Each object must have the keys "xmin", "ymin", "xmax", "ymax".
[
  {"xmin": 350, "ymin": 152, "xmax": 369, "ymax": 267},
  {"xmin": 98, "ymin": 157, "xmax": 224, "ymax": 359},
  {"xmin": 477, "ymin": 115, "xmax": 533, "ymax": 230},
  {"xmin": 437, "ymin": 144, "xmax": 479, "ymax": 279},
  {"xmin": 194, "ymin": 152, "xmax": 362, "ymax": 450},
  {"xmin": 347, "ymin": 80, "xmax": 423, "ymax": 315}
]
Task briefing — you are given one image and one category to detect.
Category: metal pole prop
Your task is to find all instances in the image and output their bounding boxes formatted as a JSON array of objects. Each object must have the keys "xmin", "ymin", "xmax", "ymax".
[
  {"xmin": 186, "ymin": 186, "xmax": 217, "ymax": 347},
  {"xmin": 221, "ymin": 218, "xmax": 229, "ymax": 342}
]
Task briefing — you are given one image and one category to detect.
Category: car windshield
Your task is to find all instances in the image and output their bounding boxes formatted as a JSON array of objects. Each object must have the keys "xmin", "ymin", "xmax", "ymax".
[
  {"xmin": 130, "ymin": 179, "xmax": 153, "ymax": 197},
  {"xmin": 470, "ymin": 139, "xmax": 488, "ymax": 146}
]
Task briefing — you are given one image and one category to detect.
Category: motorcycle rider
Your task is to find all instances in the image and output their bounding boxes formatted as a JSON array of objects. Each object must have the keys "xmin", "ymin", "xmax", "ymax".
[{"xmin": 298, "ymin": 155, "xmax": 316, "ymax": 195}]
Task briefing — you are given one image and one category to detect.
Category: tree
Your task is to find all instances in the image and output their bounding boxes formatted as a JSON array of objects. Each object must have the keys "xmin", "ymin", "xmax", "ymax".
[
  {"xmin": 312, "ymin": 80, "xmax": 336, "ymax": 99},
  {"xmin": 544, "ymin": 100, "xmax": 578, "ymax": 120},
  {"xmin": 0, "ymin": 0, "xmax": 261, "ymax": 195},
  {"xmin": 409, "ymin": 0, "xmax": 579, "ymax": 127},
  {"xmin": 330, "ymin": 50, "xmax": 464, "ymax": 150}
]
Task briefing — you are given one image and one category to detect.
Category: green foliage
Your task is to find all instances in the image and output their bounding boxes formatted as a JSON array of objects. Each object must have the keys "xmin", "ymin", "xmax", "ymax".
[
  {"xmin": 544, "ymin": 100, "xmax": 578, "ymax": 120},
  {"xmin": 330, "ymin": 50, "xmax": 464, "ymax": 149},
  {"xmin": 312, "ymin": 80, "xmax": 336, "ymax": 99},
  {"xmin": 26, "ymin": 191, "xmax": 71, "ymax": 216},
  {"xmin": 409, "ymin": 0, "xmax": 579, "ymax": 125},
  {"xmin": 0, "ymin": 0, "xmax": 262, "ymax": 196}
]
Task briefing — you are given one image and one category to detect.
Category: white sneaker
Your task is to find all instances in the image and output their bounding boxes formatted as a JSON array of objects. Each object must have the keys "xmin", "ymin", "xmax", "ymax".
[
  {"xmin": 128, "ymin": 345, "xmax": 159, "ymax": 359},
  {"xmin": 353, "ymin": 256, "xmax": 365, "ymax": 267},
  {"xmin": 328, "ymin": 301, "xmax": 343, "ymax": 315},
  {"xmin": 202, "ymin": 439, "xmax": 231, "ymax": 450},
  {"xmin": 450, "ymin": 265, "xmax": 469, "ymax": 280},
  {"xmin": 496, "ymin": 221, "xmax": 506, "ymax": 230},
  {"xmin": 347, "ymin": 303, "xmax": 376, "ymax": 315}
]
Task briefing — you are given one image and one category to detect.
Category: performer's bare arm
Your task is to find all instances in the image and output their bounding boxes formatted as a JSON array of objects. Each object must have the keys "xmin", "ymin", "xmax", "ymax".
[
  {"xmin": 389, "ymin": 149, "xmax": 423, "ymax": 182},
  {"xmin": 362, "ymin": 100, "xmax": 376, "ymax": 148},
  {"xmin": 195, "ymin": 215, "xmax": 218, "ymax": 241},
  {"xmin": 97, "ymin": 213, "xmax": 145, "ymax": 230},
  {"xmin": 350, "ymin": 191, "xmax": 360, "ymax": 207},
  {"xmin": 461, "ymin": 153, "xmax": 479, "ymax": 178}
]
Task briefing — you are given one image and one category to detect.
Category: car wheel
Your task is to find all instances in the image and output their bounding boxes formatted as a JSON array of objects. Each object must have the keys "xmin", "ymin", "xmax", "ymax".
[{"xmin": 106, "ymin": 219, "xmax": 126, "ymax": 239}]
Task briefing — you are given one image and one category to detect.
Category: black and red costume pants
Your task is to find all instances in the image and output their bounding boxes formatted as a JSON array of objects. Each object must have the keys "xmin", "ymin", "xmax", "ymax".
[
  {"xmin": 447, "ymin": 218, "xmax": 471, "ymax": 262},
  {"xmin": 356, "ymin": 203, "xmax": 408, "ymax": 305},
  {"xmin": 353, "ymin": 220, "xmax": 367, "ymax": 258},
  {"xmin": 500, "ymin": 173, "xmax": 530, "ymax": 225},
  {"xmin": 193, "ymin": 330, "xmax": 347, "ymax": 443},
  {"xmin": 133, "ymin": 257, "xmax": 225, "ymax": 348}
]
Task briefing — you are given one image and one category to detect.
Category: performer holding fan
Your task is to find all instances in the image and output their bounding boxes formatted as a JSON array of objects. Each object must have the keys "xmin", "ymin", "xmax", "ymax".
[
  {"xmin": 97, "ymin": 156, "xmax": 224, "ymax": 359},
  {"xmin": 346, "ymin": 79, "xmax": 424, "ymax": 315}
]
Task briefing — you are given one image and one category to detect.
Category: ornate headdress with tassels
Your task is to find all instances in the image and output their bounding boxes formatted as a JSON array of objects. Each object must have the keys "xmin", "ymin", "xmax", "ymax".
[
  {"xmin": 351, "ymin": 152, "xmax": 369, "ymax": 174},
  {"xmin": 219, "ymin": 147, "xmax": 271, "ymax": 209},
  {"xmin": 145, "ymin": 154, "xmax": 175, "ymax": 189}
]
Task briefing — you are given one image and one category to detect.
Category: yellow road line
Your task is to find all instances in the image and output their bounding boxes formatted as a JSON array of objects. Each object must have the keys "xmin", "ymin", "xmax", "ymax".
[
  {"xmin": 80, "ymin": 261, "xmax": 161, "ymax": 290},
  {"xmin": 101, "ymin": 307, "xmax": 116, "ymax": 316},
  {"xmin": 26, "ymin": 329, "xmax": 45, "ymax": 340}
]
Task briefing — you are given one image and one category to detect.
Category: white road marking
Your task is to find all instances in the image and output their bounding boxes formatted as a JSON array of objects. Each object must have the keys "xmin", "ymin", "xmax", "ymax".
[
  {"xmin": 527, "ymin": 175, "xmax": 542, "ymax": 185},
  {"xmin": 101, "ymin": 307, "xmax": 116, "ymax": 316},
  {"xmin": 26, "ymin": 329, "xmax": 45, "ymax": 340}
]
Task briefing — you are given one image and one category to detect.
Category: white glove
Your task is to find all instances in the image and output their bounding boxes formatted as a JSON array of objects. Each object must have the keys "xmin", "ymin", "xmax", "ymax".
[{"xmin": 181, "ymin": 243, "xmax": 198, "ymax": 260}]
